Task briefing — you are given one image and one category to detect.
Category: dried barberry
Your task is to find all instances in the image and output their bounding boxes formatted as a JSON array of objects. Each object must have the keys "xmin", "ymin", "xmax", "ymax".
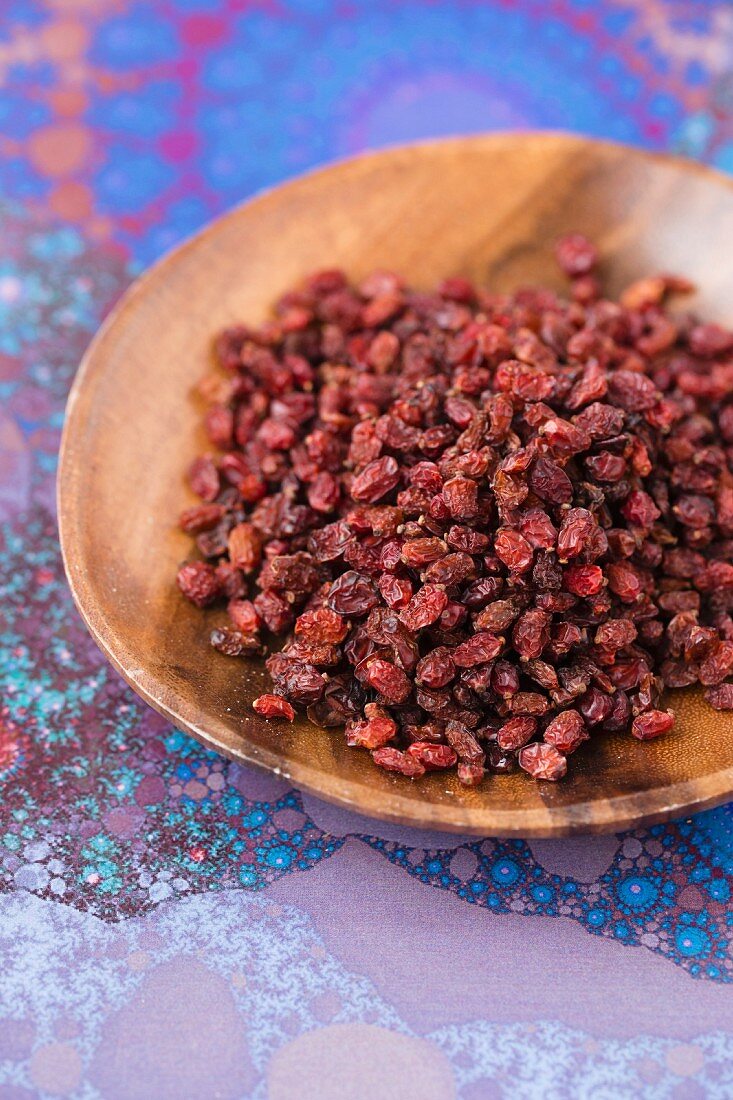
[
  {"xmin": 518, "ymin": 742, "xmax": 567, "ymax": 781},
  {"xmin": 407, "ymin": 742, "xmax": 458, "ymax": 770},
  {"xmin": 177, "ymin": 243, "xmax": 733, "ymax": 788},
  {"xmin": 177, "ymin": 561, "xmax": 220, "ymax": 608},
  {"xmin": 543, "ymin": 710, "xmax": 588, "ymax": 754},
  {"xmin": 346, "ymin": 715, "xmax": 397, "ymax": 749},
  {"xmin": 497, "ymin": 717, "xmax": 537, "ymax": 751},
  {"xmin": 210, "ymin": 628, "xmax": 262, "ymax": 657},
  {"xmin": 371, "ymin": 746, "xmax": 425, "ymax": 778},
  {"xmin": 631, "ymin": 709, "xmax": 675, "ymax": 741},
  {"xmin": 252, "ymin": 694, "xmax": 295, "ymax": 721}
]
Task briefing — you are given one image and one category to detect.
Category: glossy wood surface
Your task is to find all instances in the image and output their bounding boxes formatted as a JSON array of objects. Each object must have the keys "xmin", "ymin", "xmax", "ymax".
[{"xmin": 59, "ymin": 133, "xmax": 733, "ymax": 835}]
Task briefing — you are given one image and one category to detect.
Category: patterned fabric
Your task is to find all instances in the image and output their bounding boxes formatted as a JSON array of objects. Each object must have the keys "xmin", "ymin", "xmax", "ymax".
[{"xmin": 2, "ymin": 2, "xmax": 733, "ymax": 1096}]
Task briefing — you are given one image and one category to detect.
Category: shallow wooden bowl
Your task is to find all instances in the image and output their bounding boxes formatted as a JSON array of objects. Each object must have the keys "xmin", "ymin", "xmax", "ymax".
[{"xmin": 59, "ymin": 132, "xmax": 733, "ymax": 836}]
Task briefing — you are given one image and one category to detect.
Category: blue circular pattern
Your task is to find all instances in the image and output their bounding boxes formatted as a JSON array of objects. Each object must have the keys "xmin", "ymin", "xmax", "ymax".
[
  {"xmin": 675, "ymin": 926, "xmax": 711, "ymax": 958},
  {"xmin": 262, "ymin": 845, "xmax": 295, "ymax": 870},
  {"xmin": 491, "ymin": 858, "xmax": 521, "ymax": 887},
  {"xmin": 617, "ymin": 876, "xmax": 659, "ymax": 911}
]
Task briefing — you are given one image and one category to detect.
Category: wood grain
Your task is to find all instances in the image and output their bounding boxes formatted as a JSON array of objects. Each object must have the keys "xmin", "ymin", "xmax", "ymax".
[{"xmin": 58, "ymin": 132, "xmax": 733, "ymax": 836}]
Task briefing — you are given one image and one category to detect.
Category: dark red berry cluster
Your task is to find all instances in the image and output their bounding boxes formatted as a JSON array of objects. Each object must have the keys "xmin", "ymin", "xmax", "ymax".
[{"xmin": 177, "ymin": 237, "xmax": 733, "ymax": 784}]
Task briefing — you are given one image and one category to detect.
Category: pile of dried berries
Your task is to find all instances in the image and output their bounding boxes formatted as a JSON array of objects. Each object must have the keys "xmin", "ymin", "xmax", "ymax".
[{"xmin": 177, "ymin": 236, "xmax": 733, "ymax": 784}]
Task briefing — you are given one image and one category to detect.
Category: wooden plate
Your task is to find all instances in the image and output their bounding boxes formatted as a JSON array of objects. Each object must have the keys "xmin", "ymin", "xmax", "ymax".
[{"xmin": 59, "ymin": 132, "xmax": 733, "ymax": 836}]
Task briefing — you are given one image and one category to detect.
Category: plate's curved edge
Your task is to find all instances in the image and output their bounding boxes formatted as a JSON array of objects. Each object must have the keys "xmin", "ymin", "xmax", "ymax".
[{"xmin": 58, "ymin": 131, "xmax": 733, "ymax": 838}]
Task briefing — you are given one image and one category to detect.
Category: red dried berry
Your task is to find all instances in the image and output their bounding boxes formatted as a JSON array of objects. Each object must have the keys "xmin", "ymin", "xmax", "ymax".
[
  {"xmin": 606, "ymin": 562, "xmax": 644, "ymax": 603},
  {"xmin": 518, "ymin": 742, "xmax": 567, "ymax": 781},
  {"xmin": 631, "ymin": 710, "xmax": 675, "ymax": 741},
  {"xmin": 456, "ymin": 760, "xmax": 485, "ymax": 787},
  {"xmin": 254, "ymin": 590, "xmax": 294, "ymax": 633},
  {"xmin": 511, "ymin": 691, "xmax": 549, "ymax": 716},
  {"xmin": 491, "ymin": 660, "xmax": 520, "ymax": 698},
  {"xmin": 211, "ymin": 628, "xmax": 262, "ymax": 657},
  {"xmin": 442, "ymin": 476, "xmax": 479, "ymax": 519},
  {"xmin": 452, "ymin": 632, "xmax": 503, "ymax": 668},
  {"xmin": 445, "ymin": 722, "xmax": 484, "ymax": 762},
  {"xmin": 399, "ymin": 585, "xmax": 448, "ymax": 631},
  {"xmin": 364, "ymin": 658, "xmax": 411, "ymax": 703},
  {"xmin": 215, "ymin": 562, "xmax": 246, "ymax": 600},
  {"xmin": 371, "ymin": 746, "xmax": 425, "ymax": 777},
  {"xmin": 494, "ymin": 528, "xmax": 534, "ymax": 574},
  {"xmin": 699, "ymin": 642, "xmax": 733, "ymax": 686},
  {"xmin": 407, "ymin": 742, "xmax": 458, "ymax": 770},
  {"xmin": 564, "ymin": 564, "xmax": 604, "ymax": 598},
  {"xmin": 594, "ymin": 619, "xmax": 638, "ymax": 651},
  {"xmin": 622, "ymin": 490, "xmax": 661, "ymax": 530},
  {"xmin": 188, "ymin": 455, "xmax": 220, "ymax": 501},
  {"xmin": 705, "ymin": 684, "xmax": 733, "ymax": 710},
  {"xmin": 401, "ymin": 537, "xmax": 447, "ymax": 567},
  {"xmin": 416, "ymin": 648, "xmax": 456, "ymax": 688},
  {"xmin": 689, "ymin": 322, "xmax": 733, "ymax": 357},
  {"xmin": 497, "ymin": 716, "xmax": 537, "ymax": 751},
  {"xmin": 228, "ymin": 523, "xmax": 262, "ymax": 574},
  {"xmin": 579, "ymin": 687, "xmax": 615, "ymax": 727},
  {"xmin": 227, "ymin": 599, "xmax": 260, "ymax": 634},
  {"xmin": 519, "ymin": 509, "xmax": 557, "ymax": 550},
  {"xmin": 177, "ymin": 561, "xmax": 220, "ymax": 608},
  {"xmin": 529, "ymin": 457, "xmax": 573, "ymax": 505},
  {"xmin": 252, "ymin": 694, "xmax": 295, "ymax": 721},
  {"xmin": 179, "ymin": 503, "xmax": 225, "ymax": 533},
  {"xmin": 543, "ymin": 710, "xmax": 588, "ymax": 754},
  {"xmin": 327, "ymin": 571, "xmax": 379, "ymax": 616},
  {"xmin": 351, "ymin": 456, "xmax": 400, "ymax": 503},
  {"xmin": 557, "ymin": 508, "xmax": 596, "ymax": 562},
  {"xmin": 295, "ymin": 608, "xmax": 348, "ymax": 644},
  {"xmin": 266, "ymin": 655, "xmax": 326, "ymax": 705},
  {"xmin": 308, "ymin": 471, "xmax": 340, "ymax": 513},
  {"xmin": 554, "ymin": 233, "xmax": 598, "ymax": 277},
  {"xmin": 378, "ymin": 574, "xmax": 413, "ymax": 610},
  {"xmin": 585, "ymin": 452, "xmax": 627, "ymax": 483},
  {"xmin": 346, "ymin": 716, "xmax": 397, "ymax": 749},
  {"xmin": 512, "ymin": 609, "xmax": 550, "ymax": 660}
]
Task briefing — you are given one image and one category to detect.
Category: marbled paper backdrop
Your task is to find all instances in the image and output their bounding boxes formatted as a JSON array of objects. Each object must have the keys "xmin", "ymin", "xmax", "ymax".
[{"xmin": 2, "ymin": 2, "xmax": 733, "ymax": 1097}]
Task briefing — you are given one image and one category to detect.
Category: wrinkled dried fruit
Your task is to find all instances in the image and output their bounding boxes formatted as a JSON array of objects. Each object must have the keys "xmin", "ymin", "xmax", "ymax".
[
  {"xmin": 407, "ymin": 742, "xmax": 458, "ymax": 770},
  {"xmin": 457, "ymin": 760, "xmax": 485, "ymax": 787},
  {"xmin": 705, "ymin": 684, "xmax": 733, "ymax": 710},
  {"xmin": 453, "ymin": 632, "xmax": 503, "ymax": 667},
  {"xmin": 543, "ymin": 710, "xmax": 588, "ymax": 754},
  {"xmin": 497, "ymin": 717, "xmax": 537, "ymax": 751},
  {"xmin": 210, "ymin": 628, "xmax": 262, "ymax": 657},
  {"xmin": 399, "ymin": 585, "xmax": 448, "ymax": 631},
  {"xmin": 346, "ymin": 716, "xmax": 397, "ymax": 749},
  {"xmin": 371, "ymin": 746, "xmax": 425, "ymax": 777},
  {"xmin": 518, "ymin": 742, "xmax": 567, "ymax": 781},
  {"xmin": 364, "ymin": 658, "xmax": 411, "ymax": 703},
  {"xmin": 177, "ymin": 561, "xmax": 220, "ymax": 608},
  {"xmin": 416, "ymin": 648, "xmax": 456, "ymax": 688},
  {"xmin": 295, "ymin": 608, "xmax": 348, "ymax": 644},
  {"xmin": 631, "ymin": 709, "xmax": 675, "ymax": 741},
  {"xmin": 252, "ymin": 694, "xmax": 295, "ymax": 721}
]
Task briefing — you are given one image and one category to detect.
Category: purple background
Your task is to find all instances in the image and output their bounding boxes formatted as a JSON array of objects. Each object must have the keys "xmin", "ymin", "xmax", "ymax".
[{"xmin": 2, "ymin": 1, "xmax": 733, "ymax": 1096}]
